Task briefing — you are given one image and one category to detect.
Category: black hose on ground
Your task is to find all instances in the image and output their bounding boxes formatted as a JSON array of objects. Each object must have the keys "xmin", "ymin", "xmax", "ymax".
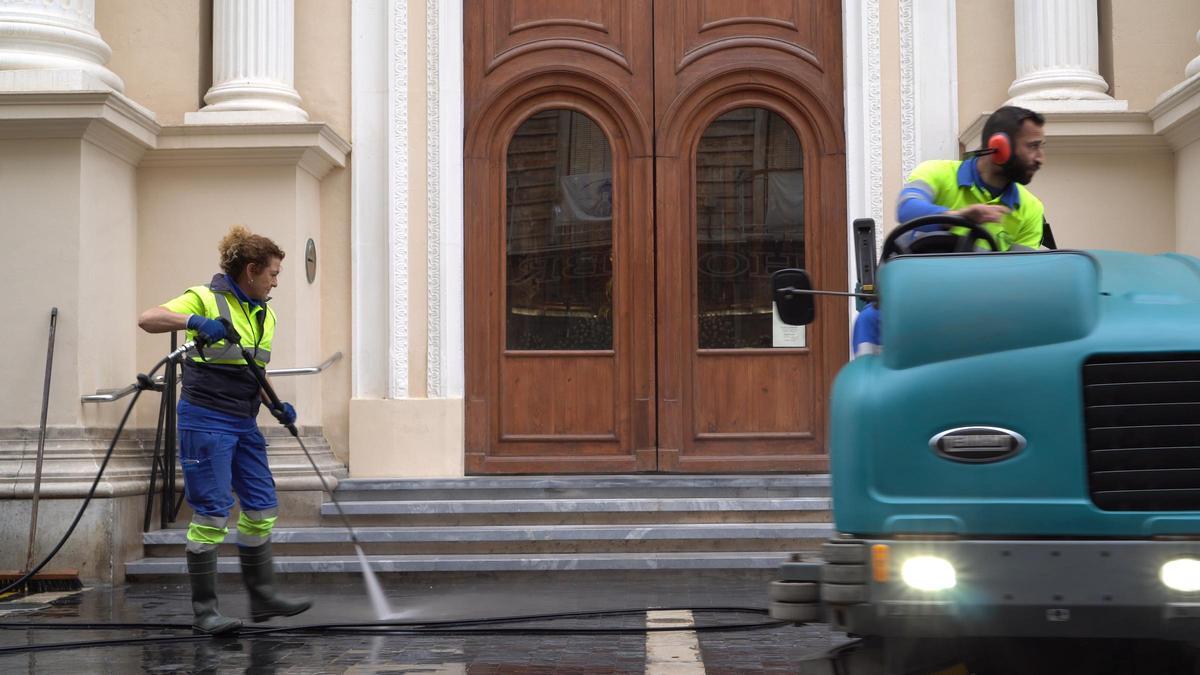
[{"xmin": 0, "ymin": 607, "xmax": 790, "ymax": 656}]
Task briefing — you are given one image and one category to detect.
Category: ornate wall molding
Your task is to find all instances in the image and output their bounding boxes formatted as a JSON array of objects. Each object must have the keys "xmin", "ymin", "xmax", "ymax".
[
  {"xmin": 842, "ymin": 0, "xmax": 884, "ymax": 330},
  {"xmin": 842, "ymin": 0, "xmax": 883, "ymax": 258},
  {"xmin": 388, "ymin": 0, "xmax": 410, "ymax": 398},
  {"xmin": 426, "ymin": 0, "xmax": 442, "ymax": 397},
  {"xmin": 866, "ymin": 0, "xmax": 883, "ymax": 233},
  {"xmin": 899, "ymin": 0, "xmax": 917, "ymax": 181}
]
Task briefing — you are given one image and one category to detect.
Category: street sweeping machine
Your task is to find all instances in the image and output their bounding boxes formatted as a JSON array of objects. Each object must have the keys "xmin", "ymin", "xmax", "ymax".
[{"xmin": 769, "ymin": 214, "xmax": 1200, "ymax": 669}]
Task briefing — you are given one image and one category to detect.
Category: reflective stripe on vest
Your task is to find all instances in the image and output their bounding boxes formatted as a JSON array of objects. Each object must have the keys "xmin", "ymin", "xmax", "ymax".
[{"xmin": 183, "ymin": 285, "xmax": 275, "ymax": 367}]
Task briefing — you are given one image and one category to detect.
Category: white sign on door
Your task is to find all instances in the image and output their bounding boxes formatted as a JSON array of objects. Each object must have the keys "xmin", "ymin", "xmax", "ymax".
[{"xmin": 772, "ymin": 302, "xmax": 806, "ymax": 348}]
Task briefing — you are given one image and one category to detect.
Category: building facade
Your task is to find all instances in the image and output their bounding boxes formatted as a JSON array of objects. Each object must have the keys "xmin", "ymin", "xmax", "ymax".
[{"xmin": 2, "ymin": 0, "xmax": 1200, "ymax": 579}]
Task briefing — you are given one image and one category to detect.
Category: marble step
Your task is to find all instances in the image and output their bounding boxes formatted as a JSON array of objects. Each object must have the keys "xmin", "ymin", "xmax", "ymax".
[
  {"xmin": 319, "ymin": 497, "xmax": 832, "ymax": 517},
  {"xmin": 142, "ymin": 522, "xmax": 834, "ymax": 557},
  {"xmin": 333, "ymin": 474, "xmax": 831, "ymax": 501},
  {"xmin": 145, "ymin": 522, "xmax": 834, "ymax": 545},
  {"xmin": 125, "ymin": 551, "xmax": 798, "ymax": 576}
]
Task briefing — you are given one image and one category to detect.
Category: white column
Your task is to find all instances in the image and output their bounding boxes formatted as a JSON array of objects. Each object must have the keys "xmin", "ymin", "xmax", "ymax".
[
  {"xmin": 0, "ymin": 0, "xmax": 123, "ymax": 91},
  {"xmin": 188, "ymin": 0, "xmax": 307, "ymax": 124},
  {"xmin": 901, "ymin": 0, "xmax": 959, "ymax": 180},
  {"xmin": 1008, "ymin": 0, "xmax": 1124, "ymax": 110}
]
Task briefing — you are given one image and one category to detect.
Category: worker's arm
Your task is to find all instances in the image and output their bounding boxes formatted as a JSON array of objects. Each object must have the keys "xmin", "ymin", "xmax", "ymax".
[
  {"xmin": 898, "ymin": 182, "xmax": 1009, "ymax": 226},
  {"xmin": 898, "ymin": 162, "xmax": 1009, "ymax": 225},
  {"xmin": 897, "ymin": 179, "xmax": 950, "ymax": 224},
  {"xmin": 140, "ymin": 290, "xmax": 205, "ymax": 333},
  {"xmin": 138, "ymin": 306, "xmax": 192, "ymax": 334},
  {"xmin": 139, "ymin": 291, "xmax": 226, "ymax": 343}
]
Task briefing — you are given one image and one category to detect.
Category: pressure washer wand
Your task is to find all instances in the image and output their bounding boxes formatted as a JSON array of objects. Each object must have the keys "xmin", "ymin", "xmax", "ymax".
[
  {"xmin": 218, "ymin": 319, "xmax": 396, "ymax": 619},
  {"xmin": 236, "ymin": 345, "xmax": 359, "ymax": 535}
]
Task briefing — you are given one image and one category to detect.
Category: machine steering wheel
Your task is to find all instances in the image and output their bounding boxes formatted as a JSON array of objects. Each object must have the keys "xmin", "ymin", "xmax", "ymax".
[{"xmin": 880, "ymin": 214, "xmax": 1001, "ymax": 261}]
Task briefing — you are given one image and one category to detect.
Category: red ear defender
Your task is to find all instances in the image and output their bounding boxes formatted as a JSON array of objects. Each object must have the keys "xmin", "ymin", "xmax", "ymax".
[{"xmin": 986, "ymin": 132, "xmax": 1011, "ymax": 165}]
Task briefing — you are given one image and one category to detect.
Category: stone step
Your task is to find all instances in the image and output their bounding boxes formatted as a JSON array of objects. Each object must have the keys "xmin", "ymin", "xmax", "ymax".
[
  {"xmin": 141, "ymin": 522, "xmax": 834, "ymax": 556},
  {"xmin": 333, "ymin": 474, "xmax": 831, "ymax": 501},
  {"xmin": 125, "ymin": 551, "xmax": 797, "ymax": 576},
  {"xmin": 320, "ymin": 497, "xmax": 831, "ymax": 517}
]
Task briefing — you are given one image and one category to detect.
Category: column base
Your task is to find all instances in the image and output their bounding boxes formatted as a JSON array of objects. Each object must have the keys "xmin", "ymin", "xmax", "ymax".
[
  {"xmin": 1005, "ymin": 97, "xmax": 1129, "ymax": 114},
  {"xmin": 185, "ymin": 109, "xmax": 309, "ymax": 125}
]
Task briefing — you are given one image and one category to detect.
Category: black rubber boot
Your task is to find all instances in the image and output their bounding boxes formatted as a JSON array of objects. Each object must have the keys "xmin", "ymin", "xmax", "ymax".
[
  {"xmin": 239, "ymin": 542, "xmax": 312, "ymax": 622},
  {"xmin": 186, "ymin": 549, "xmax": 242, "ymax": 635}
]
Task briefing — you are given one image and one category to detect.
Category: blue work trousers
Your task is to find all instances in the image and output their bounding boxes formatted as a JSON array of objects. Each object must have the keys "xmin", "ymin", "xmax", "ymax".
[{"xmin": 179, "ymin": 428, "xmax": 278, "ymax": 518}]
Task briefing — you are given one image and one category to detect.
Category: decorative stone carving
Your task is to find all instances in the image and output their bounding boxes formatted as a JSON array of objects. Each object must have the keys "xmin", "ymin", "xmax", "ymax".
[
  {"xmin": 0, "ymin": 0, "xmax": 123, "ymax": 91},
  {"xmin": 1008, "ymin": 0, "xmax": 1124, "ymax": 111},
  {"xmin": 389, "ymin": 0, "xmax": 410, "ymax": 398},
  {"xmin": 188, "ymin": 0, "xmax": 308, "ymax": 123}
]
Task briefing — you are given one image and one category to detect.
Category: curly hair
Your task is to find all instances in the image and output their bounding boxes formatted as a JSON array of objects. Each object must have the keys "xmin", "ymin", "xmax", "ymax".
[{"xmin": 218, "ymin": 225, "xmax": 285, "ymax": 279}]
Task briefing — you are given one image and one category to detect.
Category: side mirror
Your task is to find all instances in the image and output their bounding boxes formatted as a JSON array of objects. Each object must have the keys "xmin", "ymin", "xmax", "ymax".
[{"xmin": 772, "ymin": 268, "xmax": 815, "ymax": 326}]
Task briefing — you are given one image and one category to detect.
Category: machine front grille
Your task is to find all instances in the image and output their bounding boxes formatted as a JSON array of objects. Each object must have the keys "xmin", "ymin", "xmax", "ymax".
[{"xmin": 1084, "ymin": 353, "xmax": 1200, "ymax": 511}]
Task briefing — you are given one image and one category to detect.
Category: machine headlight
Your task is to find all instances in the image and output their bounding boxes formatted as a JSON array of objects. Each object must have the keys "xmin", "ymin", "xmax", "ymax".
[
  {"xmin": 900, "ymin": 556, "xmax": 956, "ymax": 591},
  {"xmin": 1161, "ymin": 559, "xmax": 1200, "ymax": 592}
]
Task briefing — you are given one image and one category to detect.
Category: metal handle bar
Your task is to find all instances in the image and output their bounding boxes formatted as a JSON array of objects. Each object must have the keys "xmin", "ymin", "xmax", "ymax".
[{"xmin": 81, "ymin": 352, "xmax": 343, "ymax": 402}]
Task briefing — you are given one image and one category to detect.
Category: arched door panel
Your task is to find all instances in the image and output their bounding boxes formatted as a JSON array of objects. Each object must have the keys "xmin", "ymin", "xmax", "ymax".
[{"xmin": 464, "ymin": 0, "xmax": 844, "ymax": 473}]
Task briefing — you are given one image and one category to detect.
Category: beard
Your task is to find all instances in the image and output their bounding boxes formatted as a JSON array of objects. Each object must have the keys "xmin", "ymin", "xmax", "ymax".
[{"xmin": 1002, "ymin": 159, "xmax": 1036, "ymax": 185}]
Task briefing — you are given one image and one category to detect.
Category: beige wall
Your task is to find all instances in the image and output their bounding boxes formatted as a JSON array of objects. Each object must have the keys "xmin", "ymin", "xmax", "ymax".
[
  {"xmin": 1107, "ymin": 0, "xmax": 1200, "ymax": 111},
  {"xmin": 79, "ymin": 142, "xmax": 141, "ymax": 431},
  {"xmin": 1176, "ymin": 141, "xmax": 1200, "ymax": 256},
  {"xmin": 296, "ymin": 0, "xmax": 351, "ymax": 140},
  {"xmin": 0, "ymin": 138, "xmax": 138, "ymax": 430},
  {"xmin": 1, "ymin": 140, "xmax": 83, "ymax": 427},
  {"xmin": 1035, "ymin": 148, "xmax": 1176, "ymax": 253},
  {"xmin": 297, "ymin": 0, "xmax": 353, "ymax": 461},
  {"xmin": 97, "ymin": 0, "xmax": 206, "ymax": 125},
  {"xmin": 350, "ymin": 399, "xmax": 463, "ymax": 477},
  {"xmin": 956, "ymin": 0, "xmax": 1016, "ymax": 134}
]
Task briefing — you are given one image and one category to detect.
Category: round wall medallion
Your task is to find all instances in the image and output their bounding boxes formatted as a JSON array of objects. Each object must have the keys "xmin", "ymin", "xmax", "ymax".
[{"xmin": 305, "ymin": 238, "xmax": 317, "ymax": 284}]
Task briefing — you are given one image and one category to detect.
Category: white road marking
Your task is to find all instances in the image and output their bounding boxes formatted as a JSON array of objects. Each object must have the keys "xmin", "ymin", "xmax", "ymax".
[{"xmin": 645, "ymin": 609, "xmax": 706, "ymax": 673}]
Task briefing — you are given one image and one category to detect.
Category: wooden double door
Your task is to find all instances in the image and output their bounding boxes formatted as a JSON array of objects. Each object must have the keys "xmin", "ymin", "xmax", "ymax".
[{"xmin": 465, "ymin": 0, "xmax": 848, "ymax": 474}]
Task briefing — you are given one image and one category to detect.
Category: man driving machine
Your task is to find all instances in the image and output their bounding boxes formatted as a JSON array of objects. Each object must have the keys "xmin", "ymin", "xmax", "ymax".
[{"xmin": 854, "ymin": 105, "xmax": 1050, "ymax": 356}]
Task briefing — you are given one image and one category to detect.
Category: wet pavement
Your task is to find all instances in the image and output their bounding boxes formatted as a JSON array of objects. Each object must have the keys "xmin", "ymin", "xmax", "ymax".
[{"xmin": 0, "ymin": 570, "xmax": 845, "ymax": 674}]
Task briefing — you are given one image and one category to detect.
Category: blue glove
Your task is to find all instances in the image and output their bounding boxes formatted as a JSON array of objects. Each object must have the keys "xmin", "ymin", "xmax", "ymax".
[
  {"xmin": 274, "ymin": 402, "xmax": 297, "ymax": 425},
  {"xmin": 187, "ymin": 315, "xmax": 226, "ymax": 344}
]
